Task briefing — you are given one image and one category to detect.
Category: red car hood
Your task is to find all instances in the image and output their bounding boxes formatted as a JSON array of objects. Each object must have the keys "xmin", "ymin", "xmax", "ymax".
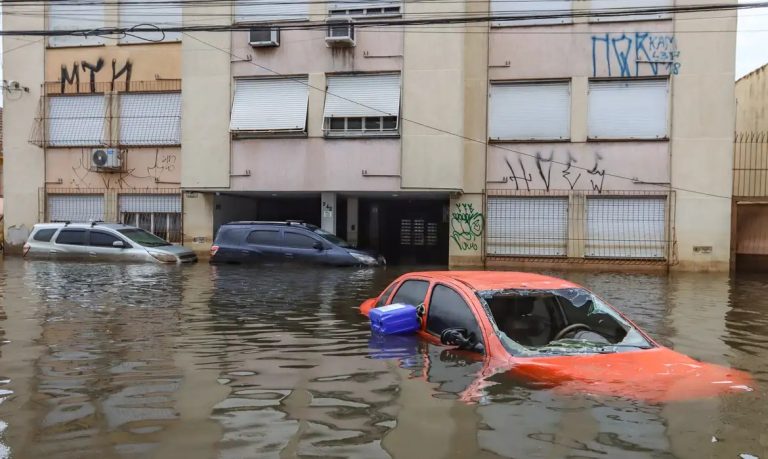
[{"xmin": 503, "ymin": 347, "xmax": 754, "ymax": 403}]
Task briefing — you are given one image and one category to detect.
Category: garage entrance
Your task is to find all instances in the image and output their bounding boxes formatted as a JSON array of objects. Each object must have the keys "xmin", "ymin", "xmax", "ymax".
[{"xmin": 734, "ymin": 202, "xmax": 768, "ymax": 272}]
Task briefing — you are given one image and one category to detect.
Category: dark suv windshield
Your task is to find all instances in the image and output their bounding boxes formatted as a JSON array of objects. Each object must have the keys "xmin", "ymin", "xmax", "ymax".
[
  {"xmin": 118, "ymin": 228, "xmax": 171, "ymax": 247},
  {"xmin": 312, "ymin": 227, "xmax": 351, "ymax": 248}
]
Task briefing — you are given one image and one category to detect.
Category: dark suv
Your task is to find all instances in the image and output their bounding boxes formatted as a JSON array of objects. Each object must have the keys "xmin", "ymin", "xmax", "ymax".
[{"xmin": 210, "ymin": 221, "xmax": 385, "ymax": 266}]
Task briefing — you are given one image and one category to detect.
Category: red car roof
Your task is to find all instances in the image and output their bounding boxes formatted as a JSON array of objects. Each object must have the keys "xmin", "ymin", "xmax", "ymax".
[{"xmin": 410, "ymin": 271, "xmax": 581, "ymax": 291}]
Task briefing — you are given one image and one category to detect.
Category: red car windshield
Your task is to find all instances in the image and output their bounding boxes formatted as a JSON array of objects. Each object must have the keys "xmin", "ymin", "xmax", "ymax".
[{"xmin": 479, "ymin": 288, "xmax": 653, "ymax": 356}]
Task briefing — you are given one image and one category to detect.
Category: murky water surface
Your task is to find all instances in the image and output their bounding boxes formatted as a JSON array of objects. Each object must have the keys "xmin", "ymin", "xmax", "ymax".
[{"xmin": 0, "ymin": 259, "xmax": 766, "ymax": 458}]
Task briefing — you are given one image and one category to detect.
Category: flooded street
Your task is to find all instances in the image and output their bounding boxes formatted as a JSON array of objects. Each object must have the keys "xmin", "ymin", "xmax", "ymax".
[{"xmin": 0, "ymin": 259, "xmax": 766, "ymax": 459}]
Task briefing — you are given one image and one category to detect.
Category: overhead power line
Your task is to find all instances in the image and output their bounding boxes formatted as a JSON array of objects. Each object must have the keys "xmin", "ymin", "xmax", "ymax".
[{"xmin": 0, "ymin": 1, "xmax": 756, "ymax": 36}]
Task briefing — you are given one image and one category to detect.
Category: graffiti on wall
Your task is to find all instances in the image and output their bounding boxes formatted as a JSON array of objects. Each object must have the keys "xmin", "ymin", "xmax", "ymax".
[
  {"xmin": 592, "ymin": 33, "xmax": 680, "ymax": 78},
  {"xmin": 450, "ymin": 203, "xmax": 484, "ymax": 251},
  {"xmin": 503, "ymin": 151, "xmax": 607, "ymax": 193},
  {"xmin": 67, "ymin": 149, "xmax": 177, "ymax": 188},
  {"xmin": 61, "ymin": 58, "xmax": 133, "ymax": 93}
]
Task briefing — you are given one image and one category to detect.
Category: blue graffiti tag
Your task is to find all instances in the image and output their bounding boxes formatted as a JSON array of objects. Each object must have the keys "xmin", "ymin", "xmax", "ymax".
[{"xmin": 592, "ymin": 33, "xmax": 680, "ymax": 78}]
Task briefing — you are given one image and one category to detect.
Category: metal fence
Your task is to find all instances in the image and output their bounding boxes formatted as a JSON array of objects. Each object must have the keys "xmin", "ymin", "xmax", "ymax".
[
  {"xmin": 40, "ymin": 188, "xmax": 184, "ymax": 243},
  {"xmin": 734, "ymin": 132, "xmax": 768, "ymax": 197},
  {"xmin": 485, "ymin": 190, "xmax": 674, "ymax": 264}
]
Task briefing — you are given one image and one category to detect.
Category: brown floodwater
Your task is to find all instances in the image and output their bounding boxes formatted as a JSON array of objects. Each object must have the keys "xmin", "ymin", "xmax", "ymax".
[{"xmin": 0, "ymin": 258, "xmax": 766, "ymax": 459}]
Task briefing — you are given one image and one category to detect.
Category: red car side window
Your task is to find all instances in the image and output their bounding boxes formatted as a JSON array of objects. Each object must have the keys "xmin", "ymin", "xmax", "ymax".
[
  {"xmin": 375, "ymin": 282, "xmax": 398, "ymax": 308},
  {"xmin": 426, "ymin": 285, "xmax": 484, "ymax": 348},
  {"xmin": 390, "ymin": 280, "xmax": 430, "ymax": 307}
]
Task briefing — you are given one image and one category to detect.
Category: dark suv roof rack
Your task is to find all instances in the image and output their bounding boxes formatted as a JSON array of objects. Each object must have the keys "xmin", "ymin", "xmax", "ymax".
[{"xmin": 226, "ymin": 220, "xmax": 311, "ymax": 227}]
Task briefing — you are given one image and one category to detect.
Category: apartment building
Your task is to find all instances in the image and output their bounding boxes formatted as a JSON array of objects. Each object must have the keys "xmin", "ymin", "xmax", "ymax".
[{"xmin": 3, "ymin": 0, "xmax": 736, "ymax": 270}]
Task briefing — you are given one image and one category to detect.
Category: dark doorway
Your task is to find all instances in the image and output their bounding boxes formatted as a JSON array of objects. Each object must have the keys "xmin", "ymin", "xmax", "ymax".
[
  {"xmin": 256, "ymin": 196, "xmax": 321, "ymax": 226},
  {"xmin": 358, "ymin": 198, "xmax": 449, "ymax": 265},
  {"xmin": 735, "ymin": 203, "xmax": 768, "ymax": 272}
]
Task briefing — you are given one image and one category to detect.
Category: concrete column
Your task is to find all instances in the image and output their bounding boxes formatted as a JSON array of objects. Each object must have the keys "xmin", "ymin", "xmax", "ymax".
[
  {"xmin": 570, "ymin": 77, "xmax": 588, "ymax": 143},
  {"xmin": 567, "ymin": 192, "xmax": 586, "ymax": 258},
  {"xmin": 307, "ymin": 73, "xmax": 327, "ymax": 138},
  {"xmin": 321, "ymin": 192, "xmax": 337, "ymax": 234},
  {"xmin": 346, "ymin": 197, "xmax": 359, "ymax": 247},
  {"xmin": 183, "ymin": 191, "xmax": 215, "ymax": 255}
]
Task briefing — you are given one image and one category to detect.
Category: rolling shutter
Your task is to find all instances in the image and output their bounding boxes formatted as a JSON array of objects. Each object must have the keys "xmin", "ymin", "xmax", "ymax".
[
  {"xmin": 329, "ymin": 0, "xmax": 400, "ymax": 11},
  {"xmin": 47, "ymin": 195, "xmax": 105, "ymax": 222},
  {"xmin": 324, "ymin": 74, "xmax": 401, "ymax": 118},
  {"xmin": 230, "ymin": 78, "xmax": 309, "ymax": 132},
  {"xmin": 48, "ymin": 95, "xmax": 106, "ymax": 147},
  {"xmin": 588, "ymin": 80, "xmax": 668, "ymax": 139},
  {"xmin": 235, "ymin": 0, "xmax": 308, "ymax": 23},
  {"xmin": 487, "ymin": 197, "xmax": 568, "ymax": 256},
  {"xmin": 585, "ymin": 197, "xmax": 666, "ymax": 259},
  {"xmin": 590, "ymin": 0, "xmax": 672, "ymax": 22},
  {"xmin": 489, "ymin": 82, "xmax": 570, "ymax": 140},
  {"xmin": 491, "ymin": 0, "xmax": 572, "ymax": 26},
  {"xmin": 119, "ymin": 194, "xmax": 182, "ymax": 213},
  {"xmin": 119, "ymin": 93, "xmax": 181, "ymax": 145},
  {"xmin": 119, "ymin": 0, "xmax": 181, "ymax": 43},
  {"xmin": 48, "ymin": 0, "xmax": 105, "ymax": 47}
]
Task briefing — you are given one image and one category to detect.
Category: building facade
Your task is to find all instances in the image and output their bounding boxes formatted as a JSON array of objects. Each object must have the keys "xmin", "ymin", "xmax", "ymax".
[{"xmin": 3, "ymin": 0, "xmax": 737, "ymax": 270}]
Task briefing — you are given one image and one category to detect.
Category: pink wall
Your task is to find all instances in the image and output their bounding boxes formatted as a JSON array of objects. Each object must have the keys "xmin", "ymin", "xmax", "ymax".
[
  {"xmin": 231, "ymin": 138, "xmax": 400, "ymax": 191},
  {"xmin": 487, "ymin": 142, "xmax": 670, "ymax": 192},
  {"xmin": 232, "ymin": 29, "xmax": 403, "ymax": 77}
]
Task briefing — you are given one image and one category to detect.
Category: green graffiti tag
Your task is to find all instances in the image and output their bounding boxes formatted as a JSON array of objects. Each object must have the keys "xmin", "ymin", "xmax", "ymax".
[{"xmin": 450, "ymin": 203, "xmax": 484, "ymax": 251}]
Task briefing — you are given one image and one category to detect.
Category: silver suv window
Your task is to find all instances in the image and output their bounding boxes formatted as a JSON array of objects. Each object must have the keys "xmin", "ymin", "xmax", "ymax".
[
  {"xmin": 89, "ymin": 231, "xmax": 124, "ymax": 247},
  {"xmin": 56, "ymin": 229, "xmax": 87, "ymax": 245},
  {"xmin": 33, "ymin": 229, "xmax": 57, "ymax": 242}
]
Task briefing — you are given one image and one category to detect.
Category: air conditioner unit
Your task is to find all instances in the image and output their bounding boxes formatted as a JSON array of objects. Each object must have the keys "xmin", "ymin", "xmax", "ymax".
[
  {"xmin": 325, "ymin": 17, "xmax": 355, "ymax": 47},
  {"xmin": 249, "ymin": 27, "xmax": 280, "ymax": 47},
  {"xmin": 91, "ymin": 148, "xmax": 121, "ymax": 170}
]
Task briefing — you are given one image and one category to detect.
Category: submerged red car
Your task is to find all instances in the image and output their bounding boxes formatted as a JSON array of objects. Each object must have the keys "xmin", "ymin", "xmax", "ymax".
[{"xmin": 360, "ymin": 271, "xmax": 753, "ymax": 403}]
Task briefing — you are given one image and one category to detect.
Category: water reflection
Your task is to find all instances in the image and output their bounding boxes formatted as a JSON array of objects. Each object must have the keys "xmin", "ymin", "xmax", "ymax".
[{"xmin": 0, "ymin": 260, "xmax": 765, "ymax": 458}]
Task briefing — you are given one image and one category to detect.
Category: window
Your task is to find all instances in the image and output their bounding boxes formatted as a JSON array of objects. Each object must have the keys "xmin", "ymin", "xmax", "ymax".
[
  {"xmin": 589, "ymin": 0, "xmax": 672, "ymax": 22},
  {"xmin": 48, "ymin": 0, "xmax": 105, "ymax": 47},
  {"xmin": 491, "ymin": 0, "xmax": 571, "ymax": 26},
  {"xmin": 284, "ymin": 232, "xmax": 319, "ymax": 249},
  {"xmin": 48, "ymin": 96, "xmax": 106, "ymax": 147},
  {"xmin": 426, "ymin": 285, "xmax": 484, "ymax": 349},
  {"xmin": 323, "ymin": 74, "xmax": 401, "ymax": 137},
  {"xmin": 486, "ymin": 197, "xmax": 569, "ymax": 257},
  {"xmin": 47, "ymin": 194, "xmax": 105, "ymax": 222},
  {"xmin": 119, "ymin": 93, "xmax": 181, "ymax": 146},
  {"xmin": 375, "ymin": 282, "xmax": 398, "ymax": 307},
  {"xmin": 588, "ymin": 80, "xmax": 668, "ymax": 139},
  {"xmin": 329, "ymin": 0, "xmax": 401, "ymax": 17},
  {"xmin": 235, "ymin": 0, "xmax": 308, "ymax": 23},
  {"xmin": 33, "ymin": 229, "xmax": 57, "ymax": 242},
  {"xmin": 56, "ymin": 229, "xmax": 87, "ymax": 245},
  {"xmin": 119, "ymin": 0, "xmax": 181, "ymax": 43},
  {"xmin": 246, "ymin": 230, "xmax": 282, "ymax": 246},
  {"xmin": 391, "ymin": 280, "xmax": 429, "ymax": 307},
  {"xmin": 489, "ymin": 82, "xmax": 570, "ymax": 141},
  {"xmin": 89, "ymin": 231, "xmax": 123, "ymax": 247},
  {"xmin": 119, "ymin": 194, "xmax": 182, "ymax": 243},
  {"xmin": 585, "ymin": 197, "xmax": 667, "ymax": 259},
  {"xmin": 230, "ymin": 78, "xmax": 309, "ymax": 134}
]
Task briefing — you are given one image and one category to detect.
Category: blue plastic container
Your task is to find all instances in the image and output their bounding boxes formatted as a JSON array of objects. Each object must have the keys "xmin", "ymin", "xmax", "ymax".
[{"xmin": 369, "ymin": 303, "xmax": 420, "ymax": 335}]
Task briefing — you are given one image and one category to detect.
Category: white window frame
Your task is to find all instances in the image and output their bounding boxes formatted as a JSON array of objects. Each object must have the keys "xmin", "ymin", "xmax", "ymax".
[
  {"xmin": 489, "ymin": 80, "xmax": 571, "ymax": 141},
  {"xmin": 47, "ymin": 0, "xmax": 106, "ymax": 48},
  {"xmin": 490, "ymin": 0, "xmax": 573, "ymax": 27},
  {"xmin": 230, "ymin": 77, "xmax": 310, "ymax": 136},
  {"xmin": 119, "ymin": 0, "xmax": 182, "ymax": 43},
  {"xmin": 587, "ymin": 78, "xmax": 670, "ymax": 140},
  {"xmin": 328, "ymin": 2, "xmax": 401, "ymax": 18},
  {"xmin": 323, "ymin": 73, "xmax": 401, "ymax": 138},
  {"xmin": 323, "ymin": 115, "xmax": 399, "ymax": 137},
  {"xmin": 234, "ymin": 0, "xmax": 309, "ymax": 24},
  {"xmin": 589, "ymin": 0, "xmax": 673, "ymax": 23}
]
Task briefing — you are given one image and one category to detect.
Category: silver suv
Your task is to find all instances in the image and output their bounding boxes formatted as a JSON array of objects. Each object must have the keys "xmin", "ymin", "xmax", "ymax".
[{"xmin": 23, "ymin": 222, "xmax": 197, "ymax": 264}]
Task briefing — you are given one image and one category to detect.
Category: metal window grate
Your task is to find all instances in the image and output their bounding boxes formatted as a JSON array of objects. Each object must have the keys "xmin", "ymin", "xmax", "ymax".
[{"xmin": 734, "ymin": 132, "xmax": 768, "ymax": 197}]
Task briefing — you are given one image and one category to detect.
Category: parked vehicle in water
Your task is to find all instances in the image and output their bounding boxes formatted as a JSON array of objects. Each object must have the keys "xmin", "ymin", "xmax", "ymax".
[
  {"xmin": 361, "ymin": 271, "xmax": 753, "ymax": 402},
  {"xmin": 23, "ymin": 222, "xmax": 197, "ymax": 264},
  {"xmin": 210, "ymin": 221, "xmax": 385, "ymax": 266}
]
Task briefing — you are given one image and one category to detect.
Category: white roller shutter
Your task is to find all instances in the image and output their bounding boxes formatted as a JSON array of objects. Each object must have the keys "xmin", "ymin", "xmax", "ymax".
[
  {"xmin": 119, "ymin": 194, "xmax": 181, "ymax": 213},
  {"xmin": 491, "ymin": 0, "xmax": 572, "ymax": 26},
  {"xmin": 586, "ymin": 197, "xmax": 666, "ymax": 259},
  {"xmin": 330, "ymin": 0, "xmax": 400, "ymax": 11},
  {"xmin": 48, "ymin": 95, "xmax": 106, "ymax": 147},
  {"xmin": 590, "ymin": 0, "xmax": 672, "ymax": 22},
  {"xmin": 119, "ymin": 0, "xmax": 181, "ymax": 43},
  {"xmin": 487, "ymin": 197, "xmax": 568, "ymax": 256},
  {"xmin": 230, "ymin": 78, "xmax": 309, "ymax": 132},
  {"xmin": 489, "ymin": 82, "xmax": 570, "ymax": 140},
  {"xmin": 235, "ymin": 0, "xmax": 308, "ymax": 23},
  {"xmin": 324, "ymin": 74, "xmax": 401, "ymax": 118},
  {"xmin": 588, "ymin": 80, "xmax": 668, "ymax": 139},
  {"xmin": 47, "ymin": 195, "xmax": 105, "ymax": 222},
  {"xmin": 48, "ymin": 0, "xmax": 105, "ymax": 47},
  {"xmin": 120, "ymin": 93, "xmax": 181, "ymax": 145}
]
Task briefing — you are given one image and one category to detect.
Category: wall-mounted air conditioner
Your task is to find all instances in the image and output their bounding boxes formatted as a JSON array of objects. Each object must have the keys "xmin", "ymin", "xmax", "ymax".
[
  {"xmin": 250, "ymin": 27, "xmax": 280, "ymax": 47},
  {"xmin": 91, "ymin": 148, "xmax": 121, "ymax": 170},
  {"xmin": 325, "ymin": 17, "xmax": 355, "ymax": 47}
]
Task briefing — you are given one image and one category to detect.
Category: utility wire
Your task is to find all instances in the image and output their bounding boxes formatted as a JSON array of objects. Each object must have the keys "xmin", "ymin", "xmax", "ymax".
[{"xmin": 182, "ymin": 31, "xmax": 731, "ymax": 200}]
